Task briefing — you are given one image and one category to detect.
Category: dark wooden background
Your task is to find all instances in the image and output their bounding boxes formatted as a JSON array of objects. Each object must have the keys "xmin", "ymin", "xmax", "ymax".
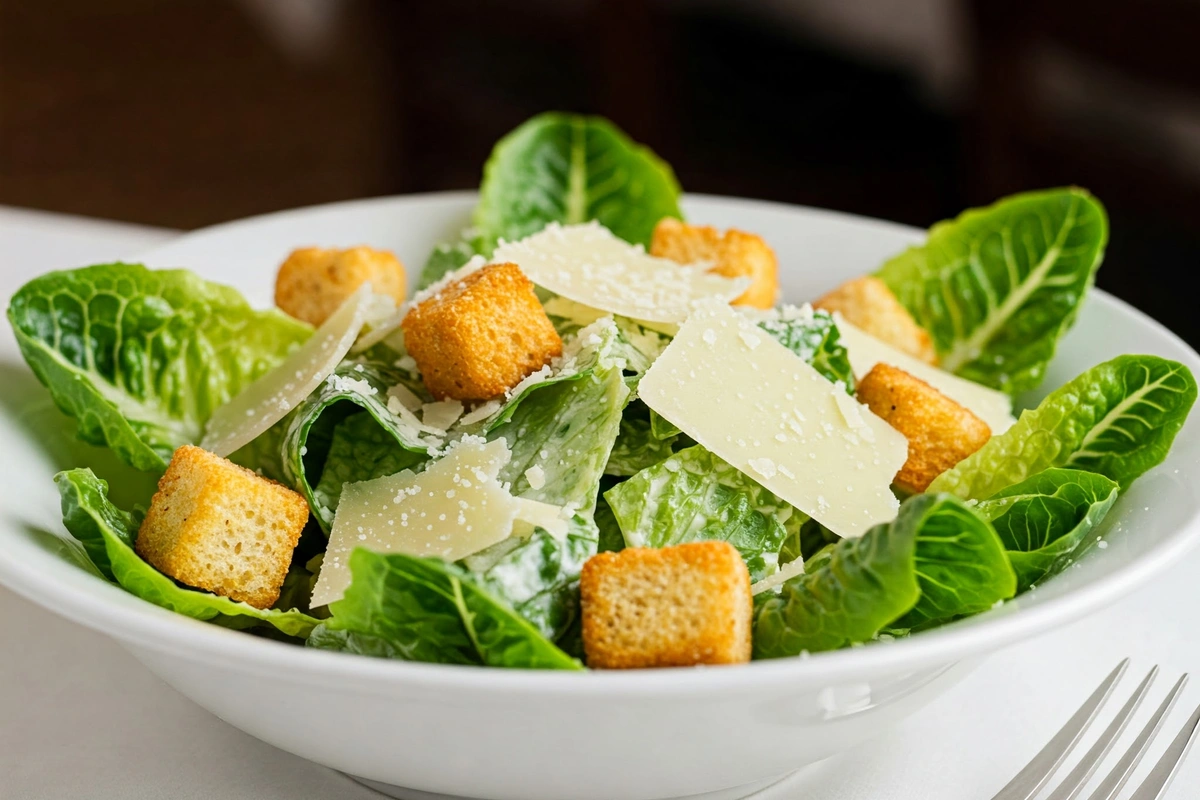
[{"xmin": 2, "ymin": 0, "xmax": 1198, "ymax": 344}]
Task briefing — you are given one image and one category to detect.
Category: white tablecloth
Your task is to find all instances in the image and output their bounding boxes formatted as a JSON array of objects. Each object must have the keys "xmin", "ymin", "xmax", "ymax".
[{"xmin": 2, "ymin": 206, "xmax": 1198, "ymax": 800}]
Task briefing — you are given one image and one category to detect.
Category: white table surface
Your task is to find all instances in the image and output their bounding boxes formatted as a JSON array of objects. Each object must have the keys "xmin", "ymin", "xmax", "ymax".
[{"xmin": 2, "ymin": 205, "xmax": 1199, "ymax": 800}]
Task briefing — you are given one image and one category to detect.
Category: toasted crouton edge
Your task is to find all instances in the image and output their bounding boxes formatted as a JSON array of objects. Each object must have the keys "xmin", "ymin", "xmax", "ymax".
[
  {"xmin": 580, "ymin": 541, "xmax": 752, "ymax": 669},
  {"xmin": 855, "ymin": 363, "xmax": 992, "ymax": 492}
]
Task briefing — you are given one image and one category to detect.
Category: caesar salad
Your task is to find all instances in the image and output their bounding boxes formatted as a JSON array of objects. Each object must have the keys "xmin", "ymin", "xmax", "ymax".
[{"xmin": 8, "ymin": 112, "xmax": 1196, "ymax": 669}]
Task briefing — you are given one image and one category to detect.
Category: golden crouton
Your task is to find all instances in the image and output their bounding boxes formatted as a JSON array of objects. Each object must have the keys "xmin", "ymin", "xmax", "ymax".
[
  {"xmin": 580, "ymin": 541, "xmax": 752, "ymax": 669},
  {"xmin": 401, "ymin": 262, "xmax": 563, "ymax": 402},
  {"xmin": 135, "ymin": 445, "xmax": 309, "ymax": 609},
  {"xmin": 856, "ymin": 363, "xmax": 991, "ymax": 493},
  {"xmin": 275, "ymin": 246, "xmax": 407, "ymax": 326},
  {"xmin": 650, "ymin": 218, "xmax": 778, "ymax": 309},
  {"xmin": 814, "ymin": 276, "xmax": 937, "ymax": 364}
]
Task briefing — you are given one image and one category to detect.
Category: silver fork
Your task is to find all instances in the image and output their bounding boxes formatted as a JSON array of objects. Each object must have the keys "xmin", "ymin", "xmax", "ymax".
[{"xmin": 991, "ymin": 659, "xmax": 1200, "ymax": 800}]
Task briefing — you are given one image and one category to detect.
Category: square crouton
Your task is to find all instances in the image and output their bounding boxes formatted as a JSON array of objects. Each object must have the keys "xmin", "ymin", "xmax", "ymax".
[
  {"xmin": 814, "ymin": 276, "xmax": 937, "ymax": 364},
  {"xmin": 135, "ymin": 445, "xmax": 309, "ymax": 609},
  {"xmin": 650, "ymin": 218, "xmax": 778, "ymax": 309},
  {"xmin": 856, "ymin": 363, "xmax": 992, "ymax": 493},
  {"xmin": 401, "ymin": 262, "xmax": 563, "ymax": 402},
  {"xmin": 275, "ymin": 246, "xmax": 407, "ymax": 326},
  {"xmin": 580, "ymin": 541, "xmax": 752, "ymax": 669}
]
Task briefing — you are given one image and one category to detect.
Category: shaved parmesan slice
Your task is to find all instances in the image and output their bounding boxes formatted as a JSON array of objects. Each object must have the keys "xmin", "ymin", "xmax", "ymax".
[
  {"xmin": 312, "ymin": 437, "xmax": 516, "ymax": 607},
  {"xmin": 352, "ymin": 310, "xmax": 403, "ymax": 354},
  {"xmin": 421, "ymin": 399, "xmax": 464, "ymax": 431},
  {"xmin": 387, "ymin": 383, "xmax": 424, "ymax": 413},
  {"xmin": 460, "ymin": 400, "xmax": 502, "ymax": 426},
  {"xmin": 201, "ymin": 285, "xmax": 373, "ymax": 457},
  {"xmin": 492, "ymin": 221, "xmax": 749, "ymax": 323},
  {"xmin": 512, "ymin": 497, "xmax": 569, "ymax": 540},
  {"xmin": 833, "ymin": 315, "xmax": 1015, "ymax": 433},
  {"xmin": 524, "ymin": 464, "xmax": 546, "ymax": 490},
  {"xmin": 543, "ymin": 295, "xmax": 607, "ymax": 328},
  {"xmin": 639, "ymin": 301, "xmax": 908, "ymax": 538},
  {"xmin": 751, "ymin": 557, "xmax": 806, "ymax": 595}
]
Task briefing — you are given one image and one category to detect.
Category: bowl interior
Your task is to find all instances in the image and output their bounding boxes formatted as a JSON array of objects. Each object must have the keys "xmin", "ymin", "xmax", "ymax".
[{"xmin": 2, "ymin": 191, "xmax": 1199, "ymax": 689}]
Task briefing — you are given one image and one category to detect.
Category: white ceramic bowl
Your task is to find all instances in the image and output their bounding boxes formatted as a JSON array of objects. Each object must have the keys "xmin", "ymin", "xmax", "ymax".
[{"xmin": 3, "ymin": 193, "xmax": 1200, "ymax": 800}]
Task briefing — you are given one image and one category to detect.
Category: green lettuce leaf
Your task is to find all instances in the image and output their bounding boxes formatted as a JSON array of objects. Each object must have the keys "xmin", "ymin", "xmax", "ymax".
[
  {"xmin": 930, "ymin": 355, "xmax": 1197, "ymax": 499},
  {"xmin": 649, "ymin": 410, "xmax": 682, "ymax": 440},
  {"xmin": 311, "ymin": 549, "xmax": 581, "ymax": 669},
  {"xmin": 474, "ymin": 112, "xmax": 682, "ymax": 252},
  {"xmin": 757, "ymin": 307, "xmax": 855, "ymax": 391},
  {"xmin": 281, "ymin": 362, "xmax": 433, "ymax": 530},
  {"xmin": 417, "ymin": 236, "xmax": 485, "ymax": 292},
  {"xmin": 605, "ymin": 415, "xmax": 678, "ymax": 477},
  {"xmin": 892, "ymin": 496, "xmax": 1017, "ymax": 628},
  {"xmin": 456, "ymin": 324, "xmax": 630, "ymax": 640},
  {"xmin": 311, "ymin": 412, "xmax": 428, "ymax": 522},
  {"xmin": 594, "ymin": 493, "xmax": 625, "ymax": 553},
  {"xmin": 604, "ymin": 445, "xmax": 805, "ymax": 583},
  {"xmin": 468, "ymin": 516, "xmax": 600, "ymax": 645},
  {"xmin": 8, "ymin": 263, "xmax": 311, "ymax": 472},
  {"xmin": 877, "ymin": 188, "xmax": 1108, "ymax": 394},
  {"xmin": 487, "ymin": 346, "xmax": 630, "ymax": 511},
  {"xmin": 976, "ymin": 468, "xmax": 1120, "ymax": 591},
  {"xmin": 753, "ymin": 494, "xmax": 1014, "ymax": 657},
  {"xmin": 55, "ymin": 468, "xmax": 318, "ymax": 637}
]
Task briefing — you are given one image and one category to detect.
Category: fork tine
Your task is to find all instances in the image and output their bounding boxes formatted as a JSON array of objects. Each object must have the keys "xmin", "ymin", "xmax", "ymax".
[
  {"xmin": 1126, "ymin": 701, "xmax": 1200, "ymax": 800},
  {"xmin": 992, "ymin": 659, "xmax": 1130, "ymax": 800},
  {"xmin": 1084, "ymin": 673, "xmax": 1188, "ymax": 800},
  {"xmin": 1043, "ymin": 666, "xmax": 1160, "ymax": 800}
]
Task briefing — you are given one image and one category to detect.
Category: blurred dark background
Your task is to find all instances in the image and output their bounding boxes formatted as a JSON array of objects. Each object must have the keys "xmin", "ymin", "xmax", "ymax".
[{"xmin": 2, "ymin": 0, "xmax": 1198, "ymax": 342}]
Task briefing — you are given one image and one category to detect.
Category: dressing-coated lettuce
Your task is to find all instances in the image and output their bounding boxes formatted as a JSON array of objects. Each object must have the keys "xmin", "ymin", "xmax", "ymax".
[
  {"xmin": 309, "ymin": 549, "xmax": 580, "ymax": 669},
  {"xmin": 473, "ymin": 335, "xmax": 630, "ymax": 641},
  {"xmin": 877, "ymin": 188, "xmax": 1107, "ymax": 394},
  {"xmin": 281, "ymin": 361, "xmax": 433, "ymax": 530},
  {"xmin": 605, "ymin": 446, "xmax": 804, "ymax": 583}
]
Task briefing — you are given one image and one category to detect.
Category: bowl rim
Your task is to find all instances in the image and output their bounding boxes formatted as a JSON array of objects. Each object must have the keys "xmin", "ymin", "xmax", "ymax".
[{"xmin": 4, "ymin": 190, "xmax": 1200, "ymax": 697}]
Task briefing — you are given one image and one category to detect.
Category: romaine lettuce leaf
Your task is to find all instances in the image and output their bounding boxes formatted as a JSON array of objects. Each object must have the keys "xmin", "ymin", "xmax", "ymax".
[
  {"xmin": 311, "ymin": 412, "xmax": 428, "ymax": 519},
  {"xmin": 310, "ymin": 549, "xmax": 581, "ymax": 669},
  {"xmin": 474, "ymin": 113, "xmax": 682, "ymax": 252},
  {"xmin": 892, "ymin": 496, "xmax": 1016, "ymax": 628},
  {"xmin": 594, "ymin": 492, "xmax": 625, "ymax": 553},
  {"xmin": 930, "ymin": 355, "xmax": 1197, "ymax": 499},
  {"xmin": 757, "ymin": 307, "xmax": 855, "ymax": 391},
  {"xmin": 281, "ymin": 361, "xmax": 433, "ymax": 530},
  {"xmin": 469, "ymin": 516, "xmax": 601, "ymax": 645},
  {"xmin": 486, "ymin": 341, "xmax": 630, "ymax": 510},
  {"xmin": 417, "ymin": 236, "xmax": 485, "ymax": 292},
  {"xmin": 8, "ymin": 263, "xmax": 311, "ymax": 472},
  {"xmin": 465, "ymin": 325, "xmax": 630, "ymax": 640},
  {"xmin": 605, "ymin": 415, "xmax": 677, "ymax": 477},
  {"xmin": 753, "ymin": 494, "xmax": 1014, "ymax": 656},
  {"xmin": 604, "ymin": 445, "xmax": 805, "ymax": 583},
  {"xmin": 877, "ymin": 188, "xmax": 1108, "ymax": 394},
  {"xmin": 55, "ymin": 468, "xmax": 318, "ymax": 637},
  {"xmin": 976, "ymin": 468, "xmax": 1119, "ymax": 591}
]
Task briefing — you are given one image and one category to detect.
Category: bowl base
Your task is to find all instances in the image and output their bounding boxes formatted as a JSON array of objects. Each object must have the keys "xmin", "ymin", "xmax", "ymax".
[{"xmin": 344, "ymin": 770, "xmax": 797, "ymax": 800}]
